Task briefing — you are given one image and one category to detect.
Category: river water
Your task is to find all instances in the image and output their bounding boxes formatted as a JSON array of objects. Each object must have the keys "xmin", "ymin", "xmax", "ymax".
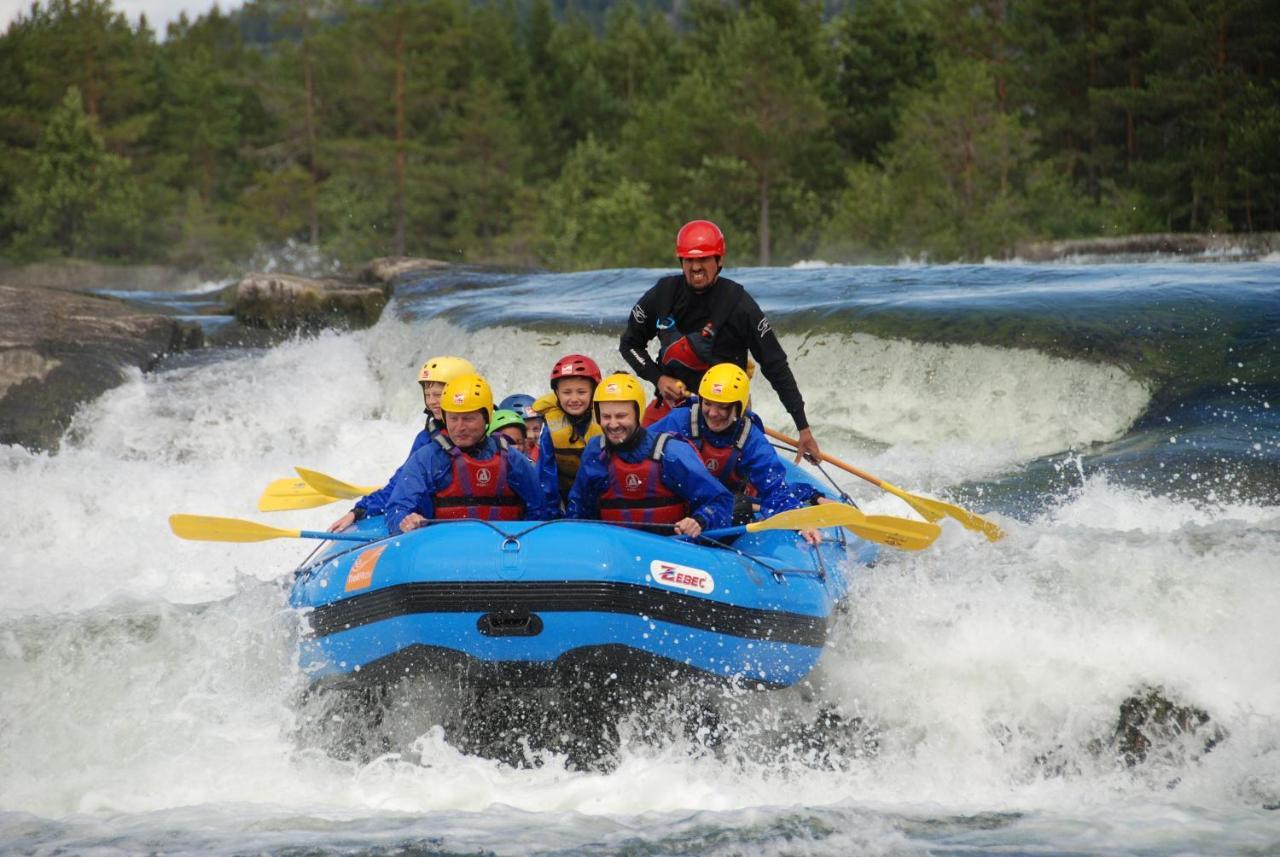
[{"xmin": 1, "ymin": 261, "xmax": 1277, "ymax": 855}]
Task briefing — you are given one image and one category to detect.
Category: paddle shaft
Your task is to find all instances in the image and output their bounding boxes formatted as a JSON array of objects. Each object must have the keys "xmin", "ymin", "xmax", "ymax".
[
  {"xmin": 764, "ymin": 427, "xmax": 885, "ymax": 487},
  {"xmin": 300, "ymin": 530, "xmax": 372, "ymax": 542}
]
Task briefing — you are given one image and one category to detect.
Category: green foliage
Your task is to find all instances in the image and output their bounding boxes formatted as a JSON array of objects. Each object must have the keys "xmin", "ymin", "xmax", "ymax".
[
  {"xmin": 828, "ymin": 0, "xmax": 935, "ymax": 163},
  {"xmin": 7, "ymin": 86, "xmax": 144, "ymax": 260},
  {"xmin": 1, "ymin": 0, "xmax": 1277, "ymax": 269},
  {"xmin": 537, "ymin": 135, "xmax": 668, "ymax": 268}
]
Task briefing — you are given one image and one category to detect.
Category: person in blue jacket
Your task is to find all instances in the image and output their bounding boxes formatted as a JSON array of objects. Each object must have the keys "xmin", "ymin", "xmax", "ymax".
[
  {"xmin": 384, "ymin": 373, "xmax": 553, "ymax": 533},
  {"xmin": 566, "ymin": 372, "xmax": 732, "ymax": 538},
  {"xmin": 327, "ymin": 355, "xmax": 476, "ymax": 532},
  {"xmin": 648, "ymin": 362, "xmax": 826, "ymax": 545}
]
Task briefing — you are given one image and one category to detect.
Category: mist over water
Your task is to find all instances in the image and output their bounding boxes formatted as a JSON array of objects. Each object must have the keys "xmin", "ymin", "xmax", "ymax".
[{"xmin": 2, "ymin": 263, "xmax": 1278, "ymax": 855}]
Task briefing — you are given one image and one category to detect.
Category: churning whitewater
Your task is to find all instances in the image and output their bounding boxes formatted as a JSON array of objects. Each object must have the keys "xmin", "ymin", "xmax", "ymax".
[{"xmin": 1, "ymin": 262, "xmax": 1277, "ymax": 855}]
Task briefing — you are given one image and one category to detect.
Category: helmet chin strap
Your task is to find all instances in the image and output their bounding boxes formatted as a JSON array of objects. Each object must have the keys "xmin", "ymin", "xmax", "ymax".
[{"xmin": 607, "ymin": 424, "xmax": 644, "ymax": 452}]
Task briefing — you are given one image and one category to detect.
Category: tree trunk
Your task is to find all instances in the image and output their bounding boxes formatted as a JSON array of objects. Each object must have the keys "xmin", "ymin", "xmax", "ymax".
[
  {"xmin": 393, "ymin": 29, "xmax": 407, "ymax": 257},
  {"xmin": 301, "ymin": 3, "xmax": 320, "ymax": 245},
  {"xmin": 1126, "ymin": 64, "xmax": 1138, "ymax": 164},
  {"xmin": 758, "ymin": 171, "xmax": 771, "ymax": 267},
  {"xmin": 1086, "ymin": 0, "xmax": 1099, "ymax": 201}
]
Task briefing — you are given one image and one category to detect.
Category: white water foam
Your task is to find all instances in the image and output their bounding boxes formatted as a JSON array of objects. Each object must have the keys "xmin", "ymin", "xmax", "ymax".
[{"xmin": 1, "ymin": 311, "xmax": 1276, "ymax": 853}]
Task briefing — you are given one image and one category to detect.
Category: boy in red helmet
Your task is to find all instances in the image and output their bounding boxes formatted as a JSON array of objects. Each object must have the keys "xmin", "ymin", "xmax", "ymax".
[{"xmin": 618, "ymin": 220, "xmax": 822, "ymax": 464}]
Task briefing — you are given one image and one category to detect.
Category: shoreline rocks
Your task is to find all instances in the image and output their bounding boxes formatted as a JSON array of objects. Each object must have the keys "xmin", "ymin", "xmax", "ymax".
[
  {"xmin": 360, "ymin": 256, "xmax": 450, "ymax": 284},
  {"xmin": 1017, "ymin": 232, "xmax": 1279, "ymax": 262},
  {"xmin": 0, "ymin": 285, "xmax": 202, "ymax": 451},
  {"xmin": 230, "ymin": 272, "xmax": 391, "ymax": 331},
  {"xmin": 0, "ymin": 259, "xmax": 205, "ymax": 292}
]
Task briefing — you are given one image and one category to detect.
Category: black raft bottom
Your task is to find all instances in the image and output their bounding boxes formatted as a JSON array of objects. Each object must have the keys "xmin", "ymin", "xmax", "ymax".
[
  {"xmin": 314, "ymin": 642, "xmax": 793, "ymax": 692},
  {"xmin": 296, "ymin": 644, "xmax": 822, "ymax": 770}
]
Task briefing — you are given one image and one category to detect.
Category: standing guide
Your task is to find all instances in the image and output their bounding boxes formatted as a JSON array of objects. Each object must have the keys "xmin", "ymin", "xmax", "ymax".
[{"xmin": 618, "ymin": 220, "xmax": 822, "ymax": 464}]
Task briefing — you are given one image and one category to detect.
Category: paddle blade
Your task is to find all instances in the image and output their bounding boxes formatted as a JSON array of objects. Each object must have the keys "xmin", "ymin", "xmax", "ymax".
[
  {"xmin": 169, "ymin": 514, "xmax": 300, "ymax": 543},
  {"xmin": 257, "ymin": 492, "xmax": 341, "ymax": 512},
  {"xmin": 743, "ymin": 503, "xmax": 940, "ymax": 551},
  {"xmin": 294, "ymin": 467, "xmax": 379, "ymax": 500},
  {"xmin": 881, "ymin": 483, "xmax": 1004, "ymax": 541},
  {"xmin": 846, "ymin": 514, "xmax": 940, "ymax": 551},
  {"xmin": 743, "ymin": 503, "xmax": 869, "ymax": 533},
  {"xmin": 261, "ymin": 477, "xmax": 321, "ymax": 498}
]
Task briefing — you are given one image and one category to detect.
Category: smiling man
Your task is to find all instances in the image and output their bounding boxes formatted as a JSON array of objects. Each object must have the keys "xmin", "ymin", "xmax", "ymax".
[
  {"xmin": 648, "ymin": 363, "xmax": 827, "ymax": 544},
  {"xmin": 618, "ymin": 219, "xmax": 821, "ymax": 464},
  {"xmin": 566, "ymin": 373, "xmax": 732, "ymax": 538},
  {"xmin": 385, "ymin": 373, "xmax": 553, "ymax": 534}
]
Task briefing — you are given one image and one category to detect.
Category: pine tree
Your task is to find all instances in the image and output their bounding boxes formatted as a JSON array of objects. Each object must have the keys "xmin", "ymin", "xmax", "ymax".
[{"xmin": 9, "ymin": 86, "xmax": 142, "ymax": 259}]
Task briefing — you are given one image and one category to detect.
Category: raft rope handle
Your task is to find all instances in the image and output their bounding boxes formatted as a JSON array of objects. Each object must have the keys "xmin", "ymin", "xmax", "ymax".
[{"xmin": 296, "ymin": 517, "xmax": 825, "ymax": 581}]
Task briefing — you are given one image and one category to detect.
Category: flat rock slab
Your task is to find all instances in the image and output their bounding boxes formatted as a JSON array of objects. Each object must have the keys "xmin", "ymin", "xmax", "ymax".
[
  {"xmin": 361, "ymin": 256, "xmax": 450, "ymax": 284},
  {"xmin": 0, "ymin": 285, "xmax": 203, "ymax": 451},
  {"xmin": 1018, "ymin": 232, "xmax": 1278, "ymax": 262},
  {"xmin": 232, "ymin": 272, "xmax": 391, "ymax": 330}
]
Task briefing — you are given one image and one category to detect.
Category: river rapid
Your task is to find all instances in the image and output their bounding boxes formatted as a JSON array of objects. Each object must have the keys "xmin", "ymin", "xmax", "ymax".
[{"xmin": 1, "ymin": 261, "xmax": 1277, "ymax": 855}]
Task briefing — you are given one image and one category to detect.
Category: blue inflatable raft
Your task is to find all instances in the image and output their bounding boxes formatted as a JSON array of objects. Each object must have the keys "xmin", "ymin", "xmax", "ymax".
[{"xmin": 289, "ymin": 464, "xmax": 877, "ymax": 690}]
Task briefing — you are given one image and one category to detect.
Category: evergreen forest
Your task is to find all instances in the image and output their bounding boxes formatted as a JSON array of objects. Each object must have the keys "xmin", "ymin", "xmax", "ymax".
[{"xmin": 2, "ymin": 0, "xmax": 1278, "ymax": 270}]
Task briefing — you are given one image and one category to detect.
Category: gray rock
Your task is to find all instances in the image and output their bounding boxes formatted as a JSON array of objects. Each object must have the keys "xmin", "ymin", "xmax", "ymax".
[
  {"xmin": 361, "ymin": 256, "xmax": 450, "ymax": 285},
  {"xmin": 0, "ymin": 284, "xmax": 202, "ymax": 451},
  {"xmin": 231, "ymin": 272, "xmax": 391, "ymax": 330},
  {"xmin": 1017, "ymin": 232, "xmax": 1279, "ymax": 262},
  {"xmin": 0, "ymin": 259, "xmax": 203, "ymax": 292}
]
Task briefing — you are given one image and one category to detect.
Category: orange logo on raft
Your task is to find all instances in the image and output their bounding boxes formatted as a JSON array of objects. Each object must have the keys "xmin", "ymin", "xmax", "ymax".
[{"xmin": 345, "ymin": 545, "xmax": 387, "ymax": 592}]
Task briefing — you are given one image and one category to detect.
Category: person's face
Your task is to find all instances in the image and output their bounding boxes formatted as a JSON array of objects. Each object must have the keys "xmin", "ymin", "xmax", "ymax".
[
  {"xmin": 556, "ymin": 378, "xmax": 594, "ymax": 417},
  {"xmin": 445, "ymin": 410, "xmax": 487, "ymax": 447},
  {"xmin": 524, "ymin": 415, "xmax": 544, "ymax": 440},
  {"xmin": 422, "ymin": 381, "xmax": 446, "ymax": 418},
  {"xmin": 598, "ymin": 401, "xmax": 638, "ymax": 445},
  {"xmin": 496, "ymin": 425, "xmax": 526, "ymax": 448},
  {"xmin": 702, "ymin": 399, "xmax": 738, "ymax": 433},
  {"xmin": 680, "ymin": 255, "xmax": 720, "ymax": 291}
]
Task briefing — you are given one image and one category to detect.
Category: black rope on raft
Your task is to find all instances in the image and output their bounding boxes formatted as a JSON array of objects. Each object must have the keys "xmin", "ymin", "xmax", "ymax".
[{"xmin": 768, "ymin": 440, "xmax": 858, "ymax": 508}]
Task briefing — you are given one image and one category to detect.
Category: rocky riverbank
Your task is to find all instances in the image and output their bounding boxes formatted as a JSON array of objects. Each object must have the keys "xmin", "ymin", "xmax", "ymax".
[
  {"xmin": 1016, "ymin": 231, "xmax": 1279, "ymax": 262},
  {"xmin": 0, "ymin": 285, "xmax": 203, "ymax": 450},
  {"xmin": 0, "ymin": 257, "xmax": 444, "ymax": 451}
]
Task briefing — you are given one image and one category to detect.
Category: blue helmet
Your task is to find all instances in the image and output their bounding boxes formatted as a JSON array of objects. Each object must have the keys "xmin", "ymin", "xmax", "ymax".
[{"xmin": 498, "ymin": 393, "xmax": 538, "ymax": 419}]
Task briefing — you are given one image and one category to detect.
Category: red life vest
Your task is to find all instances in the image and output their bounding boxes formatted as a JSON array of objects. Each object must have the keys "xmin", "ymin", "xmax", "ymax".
[
  {"xmin": 432, "ymin": 444, "xmax": 524, "ymax": 521},
  {"xmin": 598, "ymin": 433, "xmax": 689, "ymax": 527},
  {"xmin": 653, "ymin": 279, "xmax": 745, "ymax": 379},
  {"xmin": 687, "ymin": 402, "xmax": 754, "ymax": 494}
]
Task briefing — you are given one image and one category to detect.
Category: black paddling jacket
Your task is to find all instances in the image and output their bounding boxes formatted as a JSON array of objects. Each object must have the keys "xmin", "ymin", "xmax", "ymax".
[{"xmin": 619, "ymin": 274, "xmax": 809, "ymax": 430}]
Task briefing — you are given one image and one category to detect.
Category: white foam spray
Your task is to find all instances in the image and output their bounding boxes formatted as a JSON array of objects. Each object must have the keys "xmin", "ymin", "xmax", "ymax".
[{"xmin": 1, "ymin": 310, "xmax": 1275, "ymax": 855}]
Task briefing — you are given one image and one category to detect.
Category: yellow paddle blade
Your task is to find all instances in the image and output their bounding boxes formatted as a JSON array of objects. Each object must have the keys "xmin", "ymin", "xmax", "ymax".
[
  {"xmin": 845, "ymin": 512, "xmax": 940, "ymax": 551},
  {"xmin": 169, "ymin": 514, "xmax": 301, "ymax": 543},
  {"xmin": 743, "ymin": 503, "xmax": 940, "ymax": 551},
  {"xmin": 258, "ymin": 492, "xmax": 341, "ymax": 512},
  {"xmin": 294, "ymin": 467, "xmax": 380, "ymax": 500},
  {"xmin": 743, "ymin": 503, "xmax": 865, "ymax": 533},
  {"xmin": 881, "ymin": 481, "xmax": 1005, "ymax": 542},
  {"xmin": 257, "ymin": 476, "xmax": 341, "ymax": 511},
  {"xmin": 262, "ymin": 477, "xmax": 321, "ymax": 498}
]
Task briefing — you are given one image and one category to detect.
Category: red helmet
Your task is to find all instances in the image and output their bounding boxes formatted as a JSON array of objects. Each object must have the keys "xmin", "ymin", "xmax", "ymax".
[
  {"xmin": 675, "ymin": 220, "xmax": 725, "ymax": 259},
  {"xmin": 549, "ymin": 353, "xmax": 602, "ymax": 388}
]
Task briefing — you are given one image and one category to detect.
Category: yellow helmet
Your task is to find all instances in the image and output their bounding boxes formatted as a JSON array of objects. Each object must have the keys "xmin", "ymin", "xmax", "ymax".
[
  {"xmin": 418, "ymin": 355, "xmax": 476, "ymax": 385},
  {"xmin": 698, "ymin": 363, "xmax": 750, "ymax": 412},
  {"xmin": 440, "ymin": 373, "xmax": 494, "ymax": 417},
  {"xmin": 593, "ymin": 372, "xmax": 647, "ymax": 419}
]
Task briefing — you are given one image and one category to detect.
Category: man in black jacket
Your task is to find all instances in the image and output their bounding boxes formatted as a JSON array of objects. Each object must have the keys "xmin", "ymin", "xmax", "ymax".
[{"xmin": 618, "ymin": 219, "xmax": 822, "ymax": 464}]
